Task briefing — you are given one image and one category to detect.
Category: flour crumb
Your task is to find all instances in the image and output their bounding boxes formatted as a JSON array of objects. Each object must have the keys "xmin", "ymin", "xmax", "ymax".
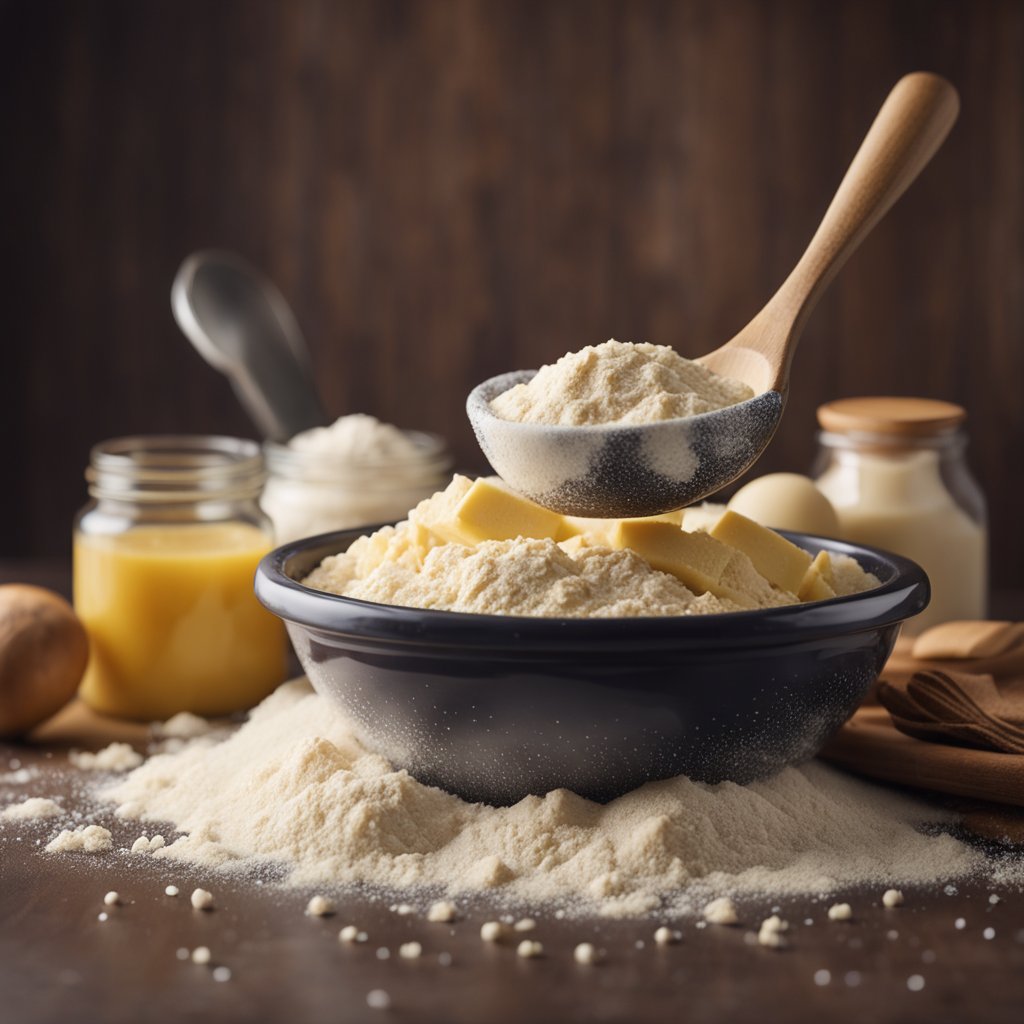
[
  {"xmin": 399, "ymin": 941, "xmax": 423, "ymax": 959},
  {"xmin": 69, "ymin": 743, "xmax": 143, "ymax": 772},
  {"xmin": 516, "ymin": 940, "xmax": 544, "ymax": 958},
  {"xmin": 45, "ymin": 825, "xmax": 112, "ymax": 854},
  {"xmin": 480, "ymin": 921, "xmax": 506, "ymax": 942},
  {"xmin": 103, "ymin": 891, "xmax": 120, "ymax": 906},
  {"xmin": 654, "ymin": 926, "xmax": 680, "ymax": 945},
  {"xmin": 190, "ymin": 888, "xmax": 214, "ymax": 911},
  {"xmin": 2, "ymin": 797, "xmax": 62, "ymax": 820},
  {"xmin": 165, "ymin": 885, "xmax": 179, "ymax": 897},
  {"xmin": 703, "ymin": 896, "xmax": 739, "ymax": 925},
  {"xmin": 883, "ymin": 889, "xmax": 905, "ymax": 908},
  {"xmin": 338, "ymin": 926, "xmax": 360, "ymax": 943},
  {"xmin": 758, "ymin": 915, "xmax": 789, "ymax": 949},
  {"xmin": 574, "ymin": 942, "xmax": 602, "ymax": 964},
  {"xmin": 212, "ymin": 966, "xmax": 232, "ymax": 982},
  {"xmin": 305, "ymin": 895, "xmax": 335, "ymax": 917},
  {"xmin": 427, "ymin": 900, "xmax": 457, "ymax": 923},
  {"xmin": 153, "ymin": 712, "xmax": 212, "ymax": 740},
  {"xmin": 191, "ymin": 946, "xmax": 212, "ymax": 966},
  {"xmin": 366, "ymin": 990, "xmax": 391, "ymax": 1010},
  {"xmin": 131, "ymin": 834, "xmax": 165, "ymax": 854},
  {"xmin": 828, "ymin": 903, "xmax": 853, "ymax": 921},
  {"xmin": 513, "ymin": 917, "xmax": 536, "ymax": 933}
]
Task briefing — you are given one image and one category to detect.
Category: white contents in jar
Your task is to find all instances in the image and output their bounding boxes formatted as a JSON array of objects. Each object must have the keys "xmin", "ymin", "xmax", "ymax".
[
  {"xmin": 816, "ymin": 448, "xmax": 986, "ymax": 635},
  {"xmin": 261, "ymin": 414, "xmax": 452, "ymax": 544}
]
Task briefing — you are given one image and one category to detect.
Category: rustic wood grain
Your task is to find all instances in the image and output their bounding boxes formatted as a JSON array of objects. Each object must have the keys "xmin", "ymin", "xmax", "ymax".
[{"xmin": 1, "ymin": 0, "xmax": 1022, "ymax": 584}]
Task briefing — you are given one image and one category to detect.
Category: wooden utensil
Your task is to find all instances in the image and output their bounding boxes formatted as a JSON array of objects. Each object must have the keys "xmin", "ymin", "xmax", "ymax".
[{"xmin": 468, "ymin": 72, "xmax": 961, "ymax": 518}]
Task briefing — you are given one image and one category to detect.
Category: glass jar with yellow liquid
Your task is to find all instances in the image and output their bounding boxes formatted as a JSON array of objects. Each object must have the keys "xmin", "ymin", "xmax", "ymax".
[{"xmin": 74, "ymin": 436, "xmax": 287, "ymax": 720}]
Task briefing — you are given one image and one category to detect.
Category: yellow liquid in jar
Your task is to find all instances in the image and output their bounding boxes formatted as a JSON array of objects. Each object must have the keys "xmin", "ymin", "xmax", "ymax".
[{"xmin": 74, "ymin": 522, "xmax": 286, "ymax": 720}]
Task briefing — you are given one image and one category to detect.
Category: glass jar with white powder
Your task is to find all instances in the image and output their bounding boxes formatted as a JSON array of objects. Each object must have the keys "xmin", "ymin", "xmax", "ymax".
[
  {"xmin": 813, "ymin": 397, "xmax": 987, "ymax": 636},
  {"xmin": 261, "ymin": 415, "xmax": 453, "ymax": 543}
]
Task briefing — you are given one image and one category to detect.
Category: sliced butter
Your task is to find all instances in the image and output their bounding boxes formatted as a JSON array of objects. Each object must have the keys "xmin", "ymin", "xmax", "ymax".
[
  {"xmin": 453, "ymin": 477, "xmax": 567, "ymax": 544},
  {"xmin": 710, "ymin": 510, "xmax": 812, "ymax": 595},
  {"xmin": 407, "ymin": 474, "xmax": 476, "ymax": 545},
  {"xmin": 564, "ymin": 510, "xmax": 684, "ymax": 546},
  {"xmin": 612, "ymin": 521, "xmax": 756, "ymax": 606},
  {"xmin": 797, "ymin": 550, "xmax": 837, "ymax": 603}
]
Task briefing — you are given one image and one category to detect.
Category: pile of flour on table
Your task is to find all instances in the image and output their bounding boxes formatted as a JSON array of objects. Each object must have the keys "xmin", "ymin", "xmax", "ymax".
[{"xmin": 101, "ymin": 680, "xmax": 980, "ymax": 917}]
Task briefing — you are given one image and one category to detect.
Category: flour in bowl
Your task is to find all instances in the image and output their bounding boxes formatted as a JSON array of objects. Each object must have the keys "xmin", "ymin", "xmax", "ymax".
[
  {"xmin": 301, "ymin": 476, "xmax": 878, "ymax": 617},
  {"xmin": 489, "ymin": 340, "xmax": 754, "ymax": 426},
  {"xmin": 102, "ymin": 680, "xmax": 978, "ymax": 918}
]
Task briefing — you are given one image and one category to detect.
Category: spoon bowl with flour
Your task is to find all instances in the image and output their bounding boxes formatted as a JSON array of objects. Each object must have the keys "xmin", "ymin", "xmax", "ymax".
[{"xmin": 468, "ymin": 72, "xmax": 960, "ymax": 518}]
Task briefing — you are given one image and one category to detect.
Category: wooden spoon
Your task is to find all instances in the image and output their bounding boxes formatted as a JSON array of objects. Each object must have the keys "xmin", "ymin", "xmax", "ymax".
[
  {"xmin": 700, "ymin": 71, "xmax": 960, "ymax": 394},
  {"xmin": 468, "ymin": 73, "xmax": 960, "ymax": 518}
]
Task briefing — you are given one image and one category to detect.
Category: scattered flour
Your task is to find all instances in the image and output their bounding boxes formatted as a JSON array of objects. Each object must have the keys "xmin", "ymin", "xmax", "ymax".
[
  {"xmin": 69, "ymin": 743, "xmax": 143, "ymax": 772},
  {"xmin": 489, "ymin": 340, "xmax": 754, "ymax": 427},
  {"xmin": 2, "ymin": 797, "xmax": 62, "ymax": 821},
  {"xmin": 45, "ymin": 825, "xmax": 113, "ymax": 854},
  {"xmin": 103, "ymin": 680, "xmax": 979, "ymax": 918}
]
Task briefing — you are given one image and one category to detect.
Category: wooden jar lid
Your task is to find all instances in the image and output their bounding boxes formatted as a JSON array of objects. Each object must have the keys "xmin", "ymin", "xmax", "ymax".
[{"xmin": 817, "ymin": 397, "xmax": 966, "ymax": 436}]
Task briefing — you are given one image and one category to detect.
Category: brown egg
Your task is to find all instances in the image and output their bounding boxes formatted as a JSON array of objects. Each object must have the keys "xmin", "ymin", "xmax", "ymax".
[{"xmin": 0, "ymin": 584, "xmax": 89, "ymax": 737}]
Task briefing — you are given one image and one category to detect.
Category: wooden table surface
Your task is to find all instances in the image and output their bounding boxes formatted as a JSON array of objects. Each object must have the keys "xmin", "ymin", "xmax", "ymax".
[{"xmin": 2, "ymin": 560, "xmax": 1023, "ymax": 1023}]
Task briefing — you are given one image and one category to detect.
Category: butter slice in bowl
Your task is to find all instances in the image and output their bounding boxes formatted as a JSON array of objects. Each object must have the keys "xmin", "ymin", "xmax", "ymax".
[{"xmin": 300, "ymin": 475, "xmax": 878, "ymax": 619}]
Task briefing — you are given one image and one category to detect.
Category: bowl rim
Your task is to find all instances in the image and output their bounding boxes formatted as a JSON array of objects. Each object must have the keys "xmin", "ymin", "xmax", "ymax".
[{"xmin": 255, "ymin": 525, "xmax": 930, "ymax": 653}]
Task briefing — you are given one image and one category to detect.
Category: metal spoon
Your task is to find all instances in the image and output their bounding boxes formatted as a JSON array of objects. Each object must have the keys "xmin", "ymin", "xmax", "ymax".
[
  {"xmin": 468, "ymin": 72, "xmax": 960, "ymax": 518},
  {"xmin": 172, "ymin": 250, "xmax": 327, "ymax": 442}
]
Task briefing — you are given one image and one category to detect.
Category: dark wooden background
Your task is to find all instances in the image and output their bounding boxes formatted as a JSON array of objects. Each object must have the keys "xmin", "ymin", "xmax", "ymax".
[{"xmin": 2, "ymin": 0, "xmax": 1022, "ymax": 584}]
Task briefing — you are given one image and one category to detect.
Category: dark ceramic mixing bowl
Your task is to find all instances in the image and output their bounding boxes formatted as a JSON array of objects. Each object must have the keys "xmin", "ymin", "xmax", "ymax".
[{"xmin": 255, "ymin": 529, "xmax": 928, "ymax": 805}]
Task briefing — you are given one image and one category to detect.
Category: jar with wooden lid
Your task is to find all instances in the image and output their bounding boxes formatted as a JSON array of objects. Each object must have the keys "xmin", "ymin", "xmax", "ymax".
[{"xmin": 812, "ymin": 398, "xmax": 987, "ymax": 635}]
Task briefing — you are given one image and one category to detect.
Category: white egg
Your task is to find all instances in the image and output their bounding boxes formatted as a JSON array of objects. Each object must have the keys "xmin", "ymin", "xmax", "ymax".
[{"xmin": 728, "ymin": 474, "xmax": 840, "ymax": 537}]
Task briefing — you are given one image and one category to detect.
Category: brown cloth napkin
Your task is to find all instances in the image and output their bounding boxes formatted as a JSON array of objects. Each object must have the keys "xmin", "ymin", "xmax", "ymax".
[
  {"xmin": 877, "ymin": 670, "xmax": 1024, "ymax": 753},
  {"xmin": 820, "ymin": 620, "xmax": 1024, "ymax": 816}
]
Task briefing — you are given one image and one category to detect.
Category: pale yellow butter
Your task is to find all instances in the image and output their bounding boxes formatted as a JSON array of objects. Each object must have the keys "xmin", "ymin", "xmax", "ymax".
[
  {"xmin": 710, "ymin": 510, "xmax": 812, "ymax": 595},
  {"xmin": 563, "ymin": 510, "xmax": 684, "ymax": 546},
  {"xmin": 611, "ymin": 521, "xmax": 755, "ymax": 606},
  {"xmin": 454, "ymin": 478, "xmax": 568, "ymax": 544},
  {"xmin": 797, "ymin": 550, "xmax": 837, "ymax": 603}
]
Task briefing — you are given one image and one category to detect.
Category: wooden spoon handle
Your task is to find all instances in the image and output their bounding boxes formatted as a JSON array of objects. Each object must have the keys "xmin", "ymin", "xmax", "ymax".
[{"xmin": 755, "ymin": 73, "xmax": 960, "ymax": 387}]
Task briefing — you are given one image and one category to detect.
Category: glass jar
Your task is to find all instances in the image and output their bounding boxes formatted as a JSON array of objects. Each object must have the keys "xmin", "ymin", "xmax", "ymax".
[
  {"xmin": 261, "ymin": 430, "xmax": 453, "ymax": 543},
  {"xmin": 812, "ymin": 398, "xmax": 987, "ymax": 636},
  {"xmin": 73, "ymin": 436, "xmax": 287, "ymax": 720}
]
